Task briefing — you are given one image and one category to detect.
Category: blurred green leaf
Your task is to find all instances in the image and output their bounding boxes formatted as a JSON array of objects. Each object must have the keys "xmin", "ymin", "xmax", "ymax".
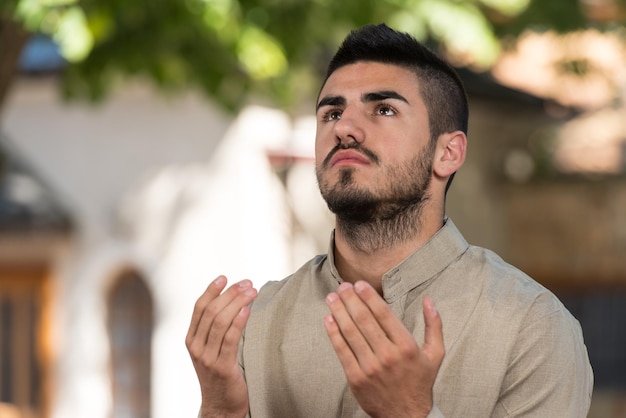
[{"xmin": 4, "ymin": 0, "xmax": 621, "ymax": 113}]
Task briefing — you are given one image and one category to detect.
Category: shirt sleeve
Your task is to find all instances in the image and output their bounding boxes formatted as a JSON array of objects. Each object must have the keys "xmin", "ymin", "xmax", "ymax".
[
  {"xmin": 493, "ymin": 293, "xmax": 593, "ymax": 417},
  {"xmin": 197, "ymin": 409, "xmax": 250, "ymax": 418},
  {"xmin": 426, "ymin": 404, "xmax": 446, "ymax": 418}
]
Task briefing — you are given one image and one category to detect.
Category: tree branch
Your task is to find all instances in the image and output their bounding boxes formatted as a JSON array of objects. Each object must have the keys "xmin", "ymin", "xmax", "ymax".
[{"xmin": 0, "ymin": 14, "xmax": 30, "ymax": 113}]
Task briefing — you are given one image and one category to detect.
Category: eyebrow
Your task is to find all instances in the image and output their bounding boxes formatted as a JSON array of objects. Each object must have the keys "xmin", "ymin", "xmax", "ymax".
[
  {"xmin": 363, "ymin": 90, "xmax": 409, "ymax": 104},
  {"xmin": 316, "ymin": 90, "xmax": 409, "ymax": 111},
  {"xmin": 316, "ymin": 95, "xmax": 345, "ymax": 111}
]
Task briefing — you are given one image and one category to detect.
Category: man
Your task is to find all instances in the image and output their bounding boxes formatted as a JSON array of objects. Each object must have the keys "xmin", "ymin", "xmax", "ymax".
[{"xmin": 186, "ymin": 24, "xmax": 593, "ymax": 417}]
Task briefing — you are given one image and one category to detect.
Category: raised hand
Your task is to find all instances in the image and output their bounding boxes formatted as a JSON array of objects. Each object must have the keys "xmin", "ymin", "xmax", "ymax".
[
  {"xmin": 186, "ymin": 276, "xmax": 258, "ymax": 418},
  {"xmin": 324, "ymin": 281, "xmax": 444, "ymax": 418}
]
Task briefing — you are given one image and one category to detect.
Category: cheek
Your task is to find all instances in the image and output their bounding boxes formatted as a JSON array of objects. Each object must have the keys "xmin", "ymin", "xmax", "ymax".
[
  {"xmin": 314, "ymin": 133, "xmax": 331, "ymax": 161},
  {"xmin": 396, "ymin": 141, "xmax": 427, "ymax": 161},
  {"xmin": 314, "ymin": 144, "xmax": 323, "ymax": 165}
]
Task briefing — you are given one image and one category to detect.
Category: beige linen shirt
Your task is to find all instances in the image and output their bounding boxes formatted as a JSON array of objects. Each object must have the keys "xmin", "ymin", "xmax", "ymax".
[{"xmin": 241, "ymin": 219, "xmax": 593, "ymax": 417}]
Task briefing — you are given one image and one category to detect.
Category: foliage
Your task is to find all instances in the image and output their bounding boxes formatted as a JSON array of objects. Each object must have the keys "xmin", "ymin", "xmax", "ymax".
[{"xmin": 3, "ymin": 0, "xmax": 621, "ymax": 112}]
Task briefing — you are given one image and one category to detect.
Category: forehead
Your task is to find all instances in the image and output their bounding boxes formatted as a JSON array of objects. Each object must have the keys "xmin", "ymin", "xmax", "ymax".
[{"xmin": 319, "ymin": 61, "xmax": 421, "ymax": 99}]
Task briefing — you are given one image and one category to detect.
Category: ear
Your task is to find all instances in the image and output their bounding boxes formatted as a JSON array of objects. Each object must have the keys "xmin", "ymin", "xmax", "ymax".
[{"xmin": 433, "ymin": 131, "xmax": 467, "ymax": 179}]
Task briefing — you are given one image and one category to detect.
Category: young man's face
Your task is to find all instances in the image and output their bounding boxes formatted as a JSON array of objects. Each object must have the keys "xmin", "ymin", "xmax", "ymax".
[{"xmin": 315, "ymin": 61, "xmax": 435, "ymax": 219}]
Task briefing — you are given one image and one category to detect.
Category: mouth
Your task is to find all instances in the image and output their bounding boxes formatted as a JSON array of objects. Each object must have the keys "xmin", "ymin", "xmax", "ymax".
[
  {"xmin": 329, "ymin": 149, "xmax": 372, "ymax": 168},
  {"xmin": 323, "ymin": 144, "xmax": 380, "ymax": 169}
]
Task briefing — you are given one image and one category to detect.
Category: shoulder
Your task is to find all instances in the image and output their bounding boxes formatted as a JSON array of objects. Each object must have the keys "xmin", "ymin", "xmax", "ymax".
[
  {"xmin": 461, "ymin": 245, "xmax": 564, "ymax": 315},
  {"xmin": 434, "ymin": 243, "xmax": 582, "ymax": 345},
  {"xmin": 459, "ymin": 244, "xmax": 588, "ymax": 366},
  {"xmin": 441, "ymin": 244, "xmax": 592, "ymax": 414}
]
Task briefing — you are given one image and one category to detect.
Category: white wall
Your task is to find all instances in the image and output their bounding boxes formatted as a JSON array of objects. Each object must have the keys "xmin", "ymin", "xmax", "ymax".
[{"xmin": 2, "ymin": 78, "xmax": 327, "ymax": 418}]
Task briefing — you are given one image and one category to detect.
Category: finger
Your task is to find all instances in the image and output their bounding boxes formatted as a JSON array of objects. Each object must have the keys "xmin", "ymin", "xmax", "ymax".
[
  {"xmin": 337, "ymin": 283, "xmax": 389, "ymax": 352},
  {"xmin": 186, "ymin": 275, "xmax": 228, "ymax": 345},
  {"xmin": 323, "ymin": 312, "xmax": 364, "ymax": 382},
  {"xmin": 327, "ymin": 286, "xmax": 377, "ymax": 363},
  {"xmin": 353, "ymin": 281, "xmax": 411, "ymax": 345},
  {"xmin": 422, "ymin": 297, "xmax": 445, "ymax": 363},
  {"xmin": 187, "ymin": 278, "xmax": 253, "ymax": 354},
  {"xmin": 190, "ymin": 278, "xmax": 251, "ymax": 346},
  {"xmin": 218, "ymin": 303, "xmax": 253, "ymax": 365},
  {"xmin": 204, "ymin": 286, "xmax": 258, "ymax": 362}
]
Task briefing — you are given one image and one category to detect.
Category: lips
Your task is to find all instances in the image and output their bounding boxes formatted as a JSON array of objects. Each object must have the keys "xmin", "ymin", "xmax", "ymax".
[{"xmin": 329, "ymin": 149, "xmax": 371, "ymax": 168}]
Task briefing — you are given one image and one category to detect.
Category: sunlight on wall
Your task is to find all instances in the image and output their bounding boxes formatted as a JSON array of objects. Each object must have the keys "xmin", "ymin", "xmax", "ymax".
[
  {"xmin": 493, "ymin": 29, "xmax": 626, "ymax": 110},
  {"xmin": 554, "ymin": 108, "xmax": 626, "ymax": 175},
  {"xmin": 492, "ymin": 28, "xmax": 626, "ymax": 177},
  {"xmin": 119, "ymin": 105, "xmax": 312, "ymax": 417}
]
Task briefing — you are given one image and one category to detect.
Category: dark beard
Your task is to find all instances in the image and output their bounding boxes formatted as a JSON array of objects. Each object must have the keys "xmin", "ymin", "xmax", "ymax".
[{"xmin": 317, "ymin": 144, "xmax": 434, "ymax": 253}]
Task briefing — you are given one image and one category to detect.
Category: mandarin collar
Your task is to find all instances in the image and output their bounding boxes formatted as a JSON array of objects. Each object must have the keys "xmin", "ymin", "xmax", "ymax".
[{"xmin": 326, "ymin": 219, "xmax": 469, "ymax": 303}]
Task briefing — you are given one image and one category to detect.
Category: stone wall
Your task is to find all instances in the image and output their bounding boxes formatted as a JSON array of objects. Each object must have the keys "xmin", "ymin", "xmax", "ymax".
[{"xmin": 501, "ymin": 180, "xmax": 626, "ymax": 289}]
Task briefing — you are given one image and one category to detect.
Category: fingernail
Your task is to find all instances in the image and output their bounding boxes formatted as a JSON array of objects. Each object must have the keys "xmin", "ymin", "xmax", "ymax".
[
  {"xmin": 426, "ymin": 297, "xmax": 438, "ymax": 315},
  {"xmin": 337, "ymin": 282, "xmax": 352, "ymax": 293},
  {"xmin": 238, "ymin": 280, "xmax": 252, "ymax": 289},
  {"xmin": 354, "ymin": 281, "xmax": 368, "ymax": 293},
  {"xmin": 213, "ymin": 276, "xmax": 226, "ymax": 287},
  {"xmin": 326, "ymin": 293, "xmax": 338, "ymax": 303}
]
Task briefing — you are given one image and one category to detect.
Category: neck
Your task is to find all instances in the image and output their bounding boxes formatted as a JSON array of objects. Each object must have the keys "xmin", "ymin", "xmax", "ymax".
[
  {"xmin": 333, "ymin": 202, "xmax": 444, "ymax": 294},
  {"xmin": 337, "ymin": 201, "xmax": 424, "ymax": 254}
]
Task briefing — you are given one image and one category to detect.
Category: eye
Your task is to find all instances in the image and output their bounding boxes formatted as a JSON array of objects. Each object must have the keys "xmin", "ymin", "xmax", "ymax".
[
  {"xmin": 374, "ymin": 104, "xmax": 396, "ymax": 116},
  {"xmin": 322, "ymin": 109, "xmax": 343, "ymax": 122}
]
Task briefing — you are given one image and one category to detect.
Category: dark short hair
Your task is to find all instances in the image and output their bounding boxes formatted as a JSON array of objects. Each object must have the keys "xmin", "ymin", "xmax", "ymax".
[
  {"xmin": 323, "ymin": 23, "xmax": 468, "ymax": 138},
  {"xmin": 321, "ymin": 24, "xmax": 469, "ymax": 192}
]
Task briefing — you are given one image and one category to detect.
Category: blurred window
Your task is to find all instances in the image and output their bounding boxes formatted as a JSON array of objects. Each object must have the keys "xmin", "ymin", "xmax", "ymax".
[
  {"xmin": 107, "ymin": 272, "xmax": 153, "ymax": 418},
  {"xmin": 559, "ymin": 289, "xmax": 626, "ymax": 389}
]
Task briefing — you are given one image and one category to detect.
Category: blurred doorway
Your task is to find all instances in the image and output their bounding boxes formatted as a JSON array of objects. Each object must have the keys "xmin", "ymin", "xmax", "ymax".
[{"xmin": 0, "ymin": 266, "xmax": 52, "ymax": 418}]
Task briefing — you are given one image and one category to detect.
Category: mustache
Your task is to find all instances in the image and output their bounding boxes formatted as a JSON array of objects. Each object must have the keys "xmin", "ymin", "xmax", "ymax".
[{"xmin": 321, "ymin": 142, "xmax": 380, "ymax": 169}]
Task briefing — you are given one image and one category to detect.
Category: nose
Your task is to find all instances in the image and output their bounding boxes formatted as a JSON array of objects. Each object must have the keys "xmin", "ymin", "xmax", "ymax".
[{"xmin": 333, "ymin": 110, "xmax": 365, "ymax": 146}]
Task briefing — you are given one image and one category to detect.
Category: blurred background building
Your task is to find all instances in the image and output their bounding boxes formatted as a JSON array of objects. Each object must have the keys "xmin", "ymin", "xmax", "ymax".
[{"xmin": 1, "ymin": 0, "xmax": 625, "ymax": 417}]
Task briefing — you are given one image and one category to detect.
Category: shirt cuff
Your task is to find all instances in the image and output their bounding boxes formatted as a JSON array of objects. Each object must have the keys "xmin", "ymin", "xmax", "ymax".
[{"xmin": 426, "ymin": 404, "xmax": 445, "ymax": 418}]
